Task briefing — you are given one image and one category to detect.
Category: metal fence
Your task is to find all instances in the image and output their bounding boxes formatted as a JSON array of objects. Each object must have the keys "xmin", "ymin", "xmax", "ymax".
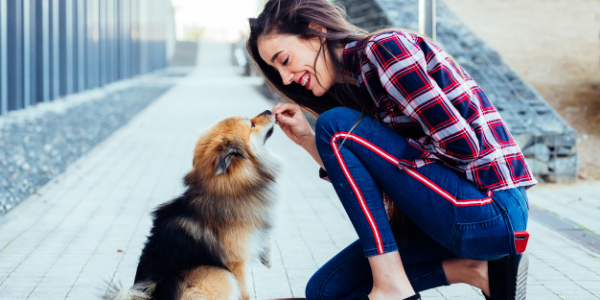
[{"xmin": 0, "ymin": 0, "xmax": 172, "ymax": 116}]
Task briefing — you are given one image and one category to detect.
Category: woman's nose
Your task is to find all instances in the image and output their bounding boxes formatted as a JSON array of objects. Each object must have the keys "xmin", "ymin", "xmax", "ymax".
[{"xmin": 280, "ymin": 70, "xmax": 294, "ymax": 85}]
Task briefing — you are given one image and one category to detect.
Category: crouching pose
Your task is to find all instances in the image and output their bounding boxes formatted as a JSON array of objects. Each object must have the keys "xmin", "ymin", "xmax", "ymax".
[{"xmin": 246, "ymin": 0, "xmax": 535, "ymax": 299}]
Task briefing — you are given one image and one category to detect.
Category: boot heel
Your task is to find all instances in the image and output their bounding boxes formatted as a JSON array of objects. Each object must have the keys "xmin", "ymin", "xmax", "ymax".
[
  {"xmin": 353, "ymin": 292, "xmax": 421, "ymax": 300},
  {"xmin": 488, "ymin": 253, "xmax": 529, "ymax": 300}
]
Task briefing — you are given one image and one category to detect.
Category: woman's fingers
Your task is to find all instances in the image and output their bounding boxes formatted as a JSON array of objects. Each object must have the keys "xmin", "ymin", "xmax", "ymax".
[
  {"xmin": 272, "ymin": 102, "xmax": 284, "ymax": 116},
  {"xmin": 275, "ymin": 112, "xmax": 297, "ymax": 127},
  {"xmin": 273, "ymin": 103, "xmax": 301, "ymax": 127},
  {"xmin": 273, "ymin": 102, "xmax": 300, "ymax": 118},
  {"xmin": 271, "ymin": 102, "xmax": 313, "ymax": 146}
]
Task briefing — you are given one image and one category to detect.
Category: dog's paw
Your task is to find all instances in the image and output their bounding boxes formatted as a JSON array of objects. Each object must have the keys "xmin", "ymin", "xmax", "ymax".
[{"xmin": 259, "ymin": 248, "xmax": 272, "ymax": 268}]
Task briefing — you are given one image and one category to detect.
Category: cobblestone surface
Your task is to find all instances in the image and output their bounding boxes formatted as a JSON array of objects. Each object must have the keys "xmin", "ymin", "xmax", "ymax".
[{"xmin": 337, "ymin": 0, "xmax": 579, "ymax": 183}]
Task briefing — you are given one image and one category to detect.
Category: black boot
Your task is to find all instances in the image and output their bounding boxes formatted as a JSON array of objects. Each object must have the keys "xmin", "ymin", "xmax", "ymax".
[
  {"xmin": 486, "ymin": 253, "xmax": 528, "ymax": 300},
  {"xmin": 354, "ymin": 292, "xmax": 421, "ymax": 300}
]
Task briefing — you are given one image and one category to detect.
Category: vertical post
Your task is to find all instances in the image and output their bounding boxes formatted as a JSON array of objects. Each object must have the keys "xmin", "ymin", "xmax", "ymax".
[
  {"xmin": 23, "ymin": 0, "xmax": 31, "ymax": 108},
  {"xmin": 42, "ymin": 0, "xmax": 49, "ymax": 102},
  {"xmin": 111, "ymin": 0, "xmax": 118, "ymax": 81},
  {"xmin": 77, "ymin": 0, "xmax": 85, "ymax": 92},
  {"xmin": 99, "ymin": 0, "xmax": 105, "ymax": 86},
  {"xmin": 66, "ymin": 0, "xmax": 73, "ymax": 94},
  {"xmin": 8, "ymin": 0, "xmax": 24, "ymax": 111},
  {"xmin": 86, "ymin": 0, "xmax": 95, "ymax": 89},
  {"xmin": 0, "ymin": 0, "xmax": 7, "ymax": 115},
  {"xmin": 106, "ymin": 0, "xmax": 113, "ymax": 84},
  {"xmin": 419, "ymin": 0, "xmax": 436, "ymax": 41},
  {"xmin": 52, "ymin": 0, "xmax": 59, "ymax": 100},
  {"xmin": 28, "ymin": 0, "xmax": 36, "ymax": 106}
]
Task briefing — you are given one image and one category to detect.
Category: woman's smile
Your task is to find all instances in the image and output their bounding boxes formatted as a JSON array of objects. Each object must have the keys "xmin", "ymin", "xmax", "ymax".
[
  {"xmin": 299, "ymin": 72, "xmax": 311, "ymax": 89},
  {"xmin": 257, "ymin": 32, "xmax": 336, "ymax": 97}
]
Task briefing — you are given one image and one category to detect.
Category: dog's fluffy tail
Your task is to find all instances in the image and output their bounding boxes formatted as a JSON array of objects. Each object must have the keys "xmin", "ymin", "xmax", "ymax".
[{"xmin": 101, "ymin": 281, "xmax": 156, "ymax": 300}]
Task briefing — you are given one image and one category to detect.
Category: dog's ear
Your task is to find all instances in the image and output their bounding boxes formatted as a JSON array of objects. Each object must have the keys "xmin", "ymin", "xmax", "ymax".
[{"xmin": 215, "ymin": 143, "xmax": 244, "ymax": 175}]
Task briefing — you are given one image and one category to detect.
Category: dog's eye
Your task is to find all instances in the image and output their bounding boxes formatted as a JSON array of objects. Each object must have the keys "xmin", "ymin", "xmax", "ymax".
[{"xmin": 250, "ymin": 121, "xmax": 255, "ymax": 128}]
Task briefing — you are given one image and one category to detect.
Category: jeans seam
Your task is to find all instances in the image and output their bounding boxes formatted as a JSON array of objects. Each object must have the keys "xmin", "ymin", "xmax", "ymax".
[
  {"xmin": 493, "ymin": 200, "xmax": 517, "ymax": 255},
  {"xmin": 317, "ymin": 252, "xmax": 367, "ymax": 300},
  {"xmin": 516, "ymin": 187, "xmax": 530, "ymax": 219},
  {"xmin": 504, "ymin": 209, "xmax": 517, "ymax": 255}
]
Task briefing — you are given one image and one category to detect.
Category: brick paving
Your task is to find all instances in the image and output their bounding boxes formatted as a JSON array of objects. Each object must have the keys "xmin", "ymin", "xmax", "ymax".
[{"xmin": 0, "ymin": 42, "xmax": 599, "ymax": 300}]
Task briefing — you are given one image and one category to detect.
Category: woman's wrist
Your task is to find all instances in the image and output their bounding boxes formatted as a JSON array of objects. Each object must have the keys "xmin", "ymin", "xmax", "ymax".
[
  {"xmin": 298, "ymin": 130, "xmax": 316, "ymax": 150},
  {"xmin": 298, "ymin": 131, "xmax": 325, "ymax": 169}
]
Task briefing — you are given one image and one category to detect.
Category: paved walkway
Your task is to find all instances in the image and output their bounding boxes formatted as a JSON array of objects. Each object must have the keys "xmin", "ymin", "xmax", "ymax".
[{"xmin": 0, "ymin": 41, "xmax": 599, "ymax": 300}]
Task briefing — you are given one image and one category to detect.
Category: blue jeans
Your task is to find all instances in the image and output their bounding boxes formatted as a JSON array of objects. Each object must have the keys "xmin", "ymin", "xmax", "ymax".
[{"xmin": 307, "ymin": 107, "xmax": 529, "ymax": 299}]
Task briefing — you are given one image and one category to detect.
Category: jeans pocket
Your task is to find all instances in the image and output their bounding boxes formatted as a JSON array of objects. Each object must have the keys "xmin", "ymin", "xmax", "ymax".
[{"xmin": 448, "ymin": 212, "xmax": 514, "ymax": 260}]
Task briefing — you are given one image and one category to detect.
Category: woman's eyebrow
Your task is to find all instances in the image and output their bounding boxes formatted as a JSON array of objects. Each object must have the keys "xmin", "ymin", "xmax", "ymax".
[{"xmin": 270, "ymin": 50, "xmax": 283, "ymax": 63}]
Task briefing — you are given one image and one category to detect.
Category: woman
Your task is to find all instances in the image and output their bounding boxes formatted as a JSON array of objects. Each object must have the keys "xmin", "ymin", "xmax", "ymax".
[{"xmin": 247, "ymin": 0, "xmax": 536, "ymax": 299}]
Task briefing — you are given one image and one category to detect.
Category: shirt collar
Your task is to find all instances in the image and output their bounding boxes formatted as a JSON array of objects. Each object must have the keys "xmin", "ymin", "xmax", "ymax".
[{"xmin": 342, "ymin": 41, "xmax": 360, "ymax": 79}]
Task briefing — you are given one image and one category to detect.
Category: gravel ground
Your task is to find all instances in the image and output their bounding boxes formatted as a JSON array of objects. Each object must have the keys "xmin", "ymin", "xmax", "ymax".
[
  {"xmin": 0, "ymin": 41, "xmax": 198, "ymax": 215},
  {"xmin": 0, "ymin": 84, "xmax": 172, "ymax": 214}
]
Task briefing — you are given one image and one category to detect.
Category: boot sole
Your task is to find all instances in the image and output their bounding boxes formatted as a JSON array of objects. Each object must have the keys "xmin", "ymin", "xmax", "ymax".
[
  {"xmin": 489, "ymin": 253, "xmax": 529, "ymax": 300},
  {"xmin": 513, "ymin": 253, "xmax": 528, "ymax": 300}
]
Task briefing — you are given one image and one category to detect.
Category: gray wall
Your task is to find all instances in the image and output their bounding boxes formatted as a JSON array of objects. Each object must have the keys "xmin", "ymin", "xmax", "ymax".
[{"xmin": 0, "ymin": 0, "xmax": 173, "ymax": 116}]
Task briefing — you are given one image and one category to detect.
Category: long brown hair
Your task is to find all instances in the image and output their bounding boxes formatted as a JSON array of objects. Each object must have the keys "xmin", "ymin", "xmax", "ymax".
[
  {"xmin": 246, "ymin": 0, "xmax": 374, "ymax": 116},
  {"xmin": 247, "ymin": 0, "xmax": 415, "ymax": 242},
  {"xmin": 246, "ymin": 0, "xmax": 434, "ymax": 117}
]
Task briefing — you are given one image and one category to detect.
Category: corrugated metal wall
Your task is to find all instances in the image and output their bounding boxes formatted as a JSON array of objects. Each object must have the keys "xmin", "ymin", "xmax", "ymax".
[{"xmin": 0, "ymin": 0, "xmax": 171, "ymax": 115}]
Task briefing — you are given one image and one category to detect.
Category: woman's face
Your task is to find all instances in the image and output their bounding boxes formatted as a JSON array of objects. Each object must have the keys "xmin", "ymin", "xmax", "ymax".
[{"xmin": 257, "ymin": 32, "xmax": 337, "ymax": 97}]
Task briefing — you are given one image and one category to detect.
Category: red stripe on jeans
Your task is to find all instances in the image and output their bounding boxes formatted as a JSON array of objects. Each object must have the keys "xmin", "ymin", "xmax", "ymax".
[
  {"xmin": 331, "ymin": 134, "xmax": 385, "ymax": 255},
  {"xmin": 331, "ymin": 132, "xmax": 493, "ymax": 223}
]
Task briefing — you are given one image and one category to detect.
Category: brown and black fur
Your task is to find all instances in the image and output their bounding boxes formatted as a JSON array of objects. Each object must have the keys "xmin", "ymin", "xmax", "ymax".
[{"xmin": 103, "ymin": 110, "xmax": 279, "ymax": 300}]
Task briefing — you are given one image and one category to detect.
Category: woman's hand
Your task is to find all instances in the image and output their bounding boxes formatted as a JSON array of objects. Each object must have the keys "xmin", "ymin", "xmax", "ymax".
[
  {"xmin": 272, "ymin": 102, "xmax": 314, "ymax": 147},
  {"xmin": 272, "ymin": 102, "xmax": 325, "ymax": 169}
]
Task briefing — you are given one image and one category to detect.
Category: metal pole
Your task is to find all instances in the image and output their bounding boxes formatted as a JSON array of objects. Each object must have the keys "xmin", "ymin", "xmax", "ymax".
[
  {"xmin": 42, "ymin": 0, "xmax": 49, "ymax": 102},
  {"xmin": 77, "ymin": 0, "xmax": 85, "ymax": 92},
  {"xmin": 52, "ymin": 0, "xmax": 59, "ymax": 100},
  {"xmin": 1, "ymin": 0, "xmax": 7, "ymax": 115},
  {"xmin": 419, "ymin": 0, "xmax": 436, "ymax": 41},
  {"xmin": 23, "ymin": 0, "xmax": 31, "ymax": 108},
  {"xmin": 66, "ymin": 0, "xmax": 73, "ymax": 94}
]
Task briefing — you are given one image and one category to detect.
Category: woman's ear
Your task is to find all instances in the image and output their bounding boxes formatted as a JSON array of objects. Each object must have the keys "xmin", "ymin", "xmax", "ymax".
[{"xmin": 308, "ymin": 22, "xmax": 327, "ymax": 33}]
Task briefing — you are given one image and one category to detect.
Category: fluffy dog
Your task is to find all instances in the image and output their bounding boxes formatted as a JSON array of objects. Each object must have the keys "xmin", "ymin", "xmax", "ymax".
[{"xmin": 103, "ymin": 110, "xmax": 279, "ymax": 300}]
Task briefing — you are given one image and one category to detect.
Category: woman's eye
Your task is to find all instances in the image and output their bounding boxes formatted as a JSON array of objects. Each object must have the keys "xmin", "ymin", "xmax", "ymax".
[{"xmin": 282, "ymin": 56, "xmax": 289, "ymax": 66}]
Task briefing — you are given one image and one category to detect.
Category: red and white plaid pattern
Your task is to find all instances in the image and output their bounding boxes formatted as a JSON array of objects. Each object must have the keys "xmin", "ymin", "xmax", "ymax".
[{"xmin": 343, "ymin": 30, "xmax": 537, "ymax": 191}]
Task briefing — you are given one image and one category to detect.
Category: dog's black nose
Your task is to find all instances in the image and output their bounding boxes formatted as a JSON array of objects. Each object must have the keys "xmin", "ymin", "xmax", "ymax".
[{"xmin": 262, "ymin": 110, "xmax": 272, "ymax": 115}]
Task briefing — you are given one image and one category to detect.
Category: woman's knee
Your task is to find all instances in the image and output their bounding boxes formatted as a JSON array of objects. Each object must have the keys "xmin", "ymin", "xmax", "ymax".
[
  {"xmin": 305, "ymin": 271, "xmax": 325, "ymax": 300},
  {"xmin": 315, "ymin": 107, "xmax": 362, "ymax": 138},
  {"xmin": 315, "ymin": 107, "xmax": 362, "ymax": 151}
]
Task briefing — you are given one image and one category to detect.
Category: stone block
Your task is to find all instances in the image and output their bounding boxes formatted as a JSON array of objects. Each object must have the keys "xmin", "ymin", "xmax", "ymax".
[
  {"xmin": 549, "ymin": 156, "xmax": 579, "ymax": 175},
  {"xmin": 523, "ymin": 143, "xmax": 552, "ymax": 162},
  {"xmin": 526, "ymin": 158, "xmax": 550, "ymax": 175}
]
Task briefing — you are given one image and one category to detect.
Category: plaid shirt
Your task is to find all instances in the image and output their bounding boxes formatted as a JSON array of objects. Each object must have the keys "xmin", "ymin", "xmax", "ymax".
[{"xmin": 342, "ymin": 30, "xmax": 537, "ymax": 191}]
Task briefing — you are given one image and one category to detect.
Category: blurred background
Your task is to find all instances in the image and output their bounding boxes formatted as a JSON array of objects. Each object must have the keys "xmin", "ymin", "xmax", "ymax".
[
  {"xmin": 172, "ymin": 0, "xmax": 259, "ymax": 42},
  {"xmin": 0, "ymin": 0, "xmax": 598, "ymax": 212}
]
